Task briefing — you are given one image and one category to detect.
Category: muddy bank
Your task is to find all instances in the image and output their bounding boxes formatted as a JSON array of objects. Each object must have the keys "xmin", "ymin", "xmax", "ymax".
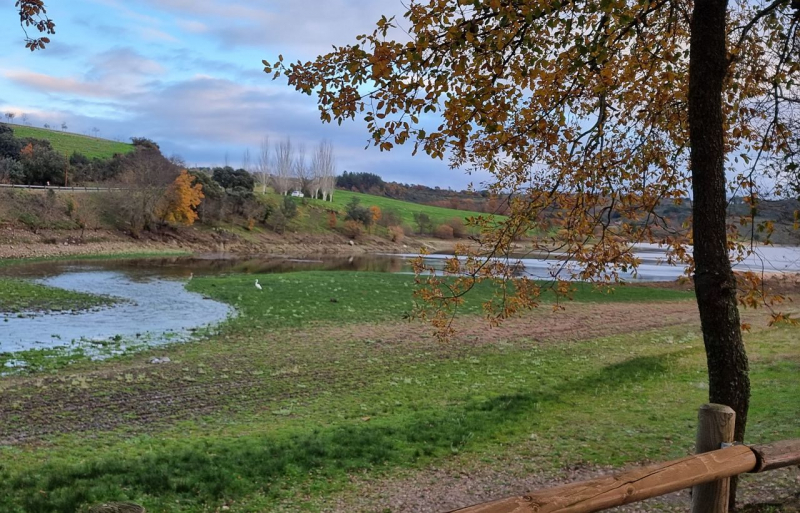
[{"xmin": 0, "ymin": 226, "xmax": 462, "ymax": 261}]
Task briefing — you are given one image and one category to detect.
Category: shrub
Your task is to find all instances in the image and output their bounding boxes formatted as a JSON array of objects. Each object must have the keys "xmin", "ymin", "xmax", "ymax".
[
  {"xmin": 281, "ymin": 195, "xmax": 298, "ymax": 219},
  {"xmin": 343, "ymin": 220, "xmax": 363, "ymax": 239},
  {"xmin": 433, "ymin": 224, "xmax": 454, "ymax": 239},
  {"xmin": 388, "ymin": 225, "xmax": 405, "ymax": 243},
  {"xmin": 445, "ymin": 217, "xmax": 466, "ymax": 238},
  {"xmin": 344, "ymin": 196, "xmax": 372, "ymax": 226},
  {"xmin": 413, "ymin": 212, "xmax": 433, "ymax": 234},
  {"xmin": 20, "ymin": 145, "xmax": 67, "ymax": 185},
  {"xmin": 0, "ymin": 132, "xmax": 22, "ymax": 160},
  {"xmin": 212, "ymin": 166, "xmax": 255, "ymax": 191},
  {"xmin": 0, "ymin": 157, "xmax": 24, "ymax": 184},
  {"xmin": 379, "ymin": 208, "xmax": 402, "ymax": 227}
]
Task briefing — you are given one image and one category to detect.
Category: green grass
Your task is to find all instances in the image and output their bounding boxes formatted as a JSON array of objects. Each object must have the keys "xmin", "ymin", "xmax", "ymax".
[
  {"xmin": 0, "ymin": 277, "xmax": 116, "ymax": 314},
  {"xmin": 8, "ymin": 125, "xmax": 134, "ymax": 160},
  {"xmin": 0, "ymin": 270, "xmax": 793, "ymax": 513},
  {"xmin": 0, "ymin": 323, "xmax": 796, "ymax": 512},
  {"xmin": 187, "ymin": 271, "xmax": 693, "ymax": 328},
  {"xmin": 309, "ymin": 189, "xmax": 499, "ymax": 229}
]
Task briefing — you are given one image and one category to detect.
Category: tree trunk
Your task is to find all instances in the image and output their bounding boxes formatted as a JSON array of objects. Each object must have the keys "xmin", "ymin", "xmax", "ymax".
[{"xmin": 689, "ymin": 1, "xmax": 751, "ymax": 508}]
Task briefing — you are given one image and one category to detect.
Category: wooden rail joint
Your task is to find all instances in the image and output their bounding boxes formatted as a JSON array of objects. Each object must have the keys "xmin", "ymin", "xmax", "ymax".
[{"xmin": 451, "ymin": 438, "xmax": 800, "ymax": 513}]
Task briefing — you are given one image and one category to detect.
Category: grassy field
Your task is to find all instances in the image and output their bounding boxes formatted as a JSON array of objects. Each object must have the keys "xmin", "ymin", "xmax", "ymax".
[
  {"xmin": 0, "ymin": 277, "xmax": 116, "ymax": 314},
  {"xmin": 0, "ymin": 270, "xmax": 796, "ymax": 512},
  {"xmin": 8, "ymin": 125, "xmax": 134, "ymax": 160},
  {"xmin": 185, "ymin": 271, "xmax": 694, "ymax": 328},
  {"xmin": 309, "ymin": 189, "xmax": 498, "ymax": 229}
]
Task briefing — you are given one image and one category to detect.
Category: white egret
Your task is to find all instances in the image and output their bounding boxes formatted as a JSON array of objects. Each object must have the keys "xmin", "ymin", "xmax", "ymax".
[{"xmin": 255, "ymin": 279, "xmax": 262, "ymax": 291}]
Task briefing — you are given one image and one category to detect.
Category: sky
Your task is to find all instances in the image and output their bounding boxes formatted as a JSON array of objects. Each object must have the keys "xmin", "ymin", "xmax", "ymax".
[{"xmin": 0, "ymin": 0, "xmax": 483, "ymax": 190}]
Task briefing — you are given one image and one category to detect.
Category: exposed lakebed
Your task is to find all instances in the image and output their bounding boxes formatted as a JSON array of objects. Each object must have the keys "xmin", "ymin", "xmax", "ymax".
[{"xmin": 2, "ymin": 245, "xmax": 800, "ymax": 370}]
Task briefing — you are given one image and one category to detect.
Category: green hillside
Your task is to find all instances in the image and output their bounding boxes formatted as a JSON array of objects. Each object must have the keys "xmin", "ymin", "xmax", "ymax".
[
  {"xmin": 310, "ymin": 189, "xmax": 498, "ymax": 227},
  {"xmin": 7, "ymin": 124, "xmax": 134, "ymax": 160}
]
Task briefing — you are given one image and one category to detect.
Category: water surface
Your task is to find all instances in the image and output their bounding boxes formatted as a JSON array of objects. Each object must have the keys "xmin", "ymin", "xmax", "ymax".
[{"xmin": 1, "ymin": 269, "xmax": 232, "ymax": 355}]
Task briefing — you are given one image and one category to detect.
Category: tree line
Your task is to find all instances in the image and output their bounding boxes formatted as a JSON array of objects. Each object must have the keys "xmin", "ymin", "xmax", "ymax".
[{"xmin": 249, "ymin": 138, "xmax": 335, "ymax": 201}]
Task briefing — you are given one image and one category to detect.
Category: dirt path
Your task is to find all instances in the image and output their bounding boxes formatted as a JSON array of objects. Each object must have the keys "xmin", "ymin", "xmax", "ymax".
[
  {"xmin": 0, "ymin": 301, "xmax": 701, "ymax": 445},
  {"xmin": 316, "ymin": 450, "xmax": 799, "ymax": 512}
]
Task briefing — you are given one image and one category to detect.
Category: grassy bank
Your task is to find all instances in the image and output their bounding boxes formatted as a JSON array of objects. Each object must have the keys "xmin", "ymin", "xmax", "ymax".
[
  {"xmin": 0, "ymin": 278, "xmax": 116, "ymax": 314},
  {"xmin": 8, "ymin": 125, "xmax": 134, "ymax": 160},
  {"xmin": 0, "ymin": 250, "xmax": 192, "ymax": 269},
  {"xmin": 0, "ymin": 270, "xmax": 794, "ymax": 512},
  {"xmin": 309, "ymin": 189, "xmax": 497, "ymax": 228}
]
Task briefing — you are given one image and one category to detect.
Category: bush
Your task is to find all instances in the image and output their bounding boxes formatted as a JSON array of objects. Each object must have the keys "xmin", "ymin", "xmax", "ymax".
[
  {"xmin": 281, "ymin": 196, "xmax": 298, "ymax": 219},
  {"xmin": 433, "ymin": 224, "xmax": 454, "ymax": 239},
  {"xmin": 344, "ymin": 196, "xmax": 372, "ymax": 227},
  {"xmin": 20, "ymin": 146, "xmax": 67, "ymax": 185},
  {"xmin": 0, "ymin": 132, "xmax": 22, "ymax": 160},
  {"xmin": 343, "ymin": 220, "xmax": 363, "ymax": 239},
  {"xmin": 413, "ymin": 212, "xmax": 433, "ymax": 234},
  {"xmin": 0, "ymin": 157, "xmax": 24, "ymax": 184},
  {"xmin": 445, "ymin": 217, "xmax": 466, "ymax": 238},
  {"xmin": 212, "ymin": 166, "xmax": 255, "ymax": 191},
  {"xmin": 259, "ymin": 195, "xmax": 279, "ymax": 223},
  {"xmin": 388, "ymin": 225, "xmax": 405, "ymax": 243},
  {"xmin": 379, "ymin": 208, "xmax": 402, "ymax": 227}
]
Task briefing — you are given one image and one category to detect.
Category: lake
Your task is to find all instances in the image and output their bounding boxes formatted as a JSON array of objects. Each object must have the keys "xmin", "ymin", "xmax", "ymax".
[{"xmin": 2, "ymin": 245, "xmax": 799, "ymax": 360}]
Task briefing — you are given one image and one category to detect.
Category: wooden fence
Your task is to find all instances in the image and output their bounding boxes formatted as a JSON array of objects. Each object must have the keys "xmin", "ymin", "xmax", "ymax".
[{"xmin": 452, "ymin": 404, "xmax": 800, "ymax": 513}]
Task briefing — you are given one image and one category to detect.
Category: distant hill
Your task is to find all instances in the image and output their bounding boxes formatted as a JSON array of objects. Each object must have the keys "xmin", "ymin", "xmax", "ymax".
[{"xmin": 6, "ymin": 124, "xmax": 134, "ymax": 160}]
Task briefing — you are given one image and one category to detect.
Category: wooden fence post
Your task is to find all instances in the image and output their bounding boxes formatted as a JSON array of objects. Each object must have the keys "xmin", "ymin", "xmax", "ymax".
[{"xmin": 692, "ymin": 403, "xmax": 736, "ymax": 513}]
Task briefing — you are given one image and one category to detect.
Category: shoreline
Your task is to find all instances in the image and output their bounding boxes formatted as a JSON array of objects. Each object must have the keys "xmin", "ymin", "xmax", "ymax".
[{"xmin": 0, "ymin": 226, "xmax": 466, "ymax": 261}]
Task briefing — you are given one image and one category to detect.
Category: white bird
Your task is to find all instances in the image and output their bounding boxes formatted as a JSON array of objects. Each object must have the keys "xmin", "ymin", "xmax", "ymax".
[
  {"xmin": 188, "ymin": 272, "xmax": 193, "ymax": 281},
  {"xmin": 255, "ymin": 279, "xmax": 262, "ymax": 291}
]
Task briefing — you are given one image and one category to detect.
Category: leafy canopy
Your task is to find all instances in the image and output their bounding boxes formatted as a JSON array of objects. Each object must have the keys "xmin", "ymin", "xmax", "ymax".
[{"xmin": 266, "ymin": 0, "xmax": 800, "ymax": 331}]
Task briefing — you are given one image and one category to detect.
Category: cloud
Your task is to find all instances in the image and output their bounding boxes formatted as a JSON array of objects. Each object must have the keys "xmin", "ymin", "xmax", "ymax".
[
  {"xmin": 0, "ymin": 0, "xmax": 484, "ymax": 188},
  {"xmin": 176, "ymin": 20, "xmax": 209, "ymax": 34},
  {"xmin": 3, "ymin": 70, "xmax": 121, "ymax": 99},
  {"xmin": 5, "ymin": 48, "xmax": 166, "ymax": 100},
  {"xmin": 142, "ymin": 0, "xmax": 407, "ymax": 54},
  {"xmin": 138, "ymin": 27, "xmax": 179, "ymax": 43},
  {"xmin": 87, "ymin": 48, "xmax": 166, "ymax": 79}
]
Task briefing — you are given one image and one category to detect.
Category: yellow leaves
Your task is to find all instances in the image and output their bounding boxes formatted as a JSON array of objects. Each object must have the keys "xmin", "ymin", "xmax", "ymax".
[
  {"xmin": 768, "ymin": 312, "xmax": 800, "ymax": 327},
  {"xmin": 369, "ymin": 205, "xmax": 382, "ymax": 224},
  {"xmin": 266, "ymin": 0, "xmax": 796, "ymax": 341},
  {"xmin": 157, "ymin": 170, "xmax": 204, "ymax": 226}
]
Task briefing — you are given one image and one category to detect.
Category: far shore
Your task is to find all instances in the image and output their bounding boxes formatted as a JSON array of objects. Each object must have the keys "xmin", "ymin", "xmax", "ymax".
[{"xmin": 0, "ymin": 226, "xmax": 466, "ymax": 262}]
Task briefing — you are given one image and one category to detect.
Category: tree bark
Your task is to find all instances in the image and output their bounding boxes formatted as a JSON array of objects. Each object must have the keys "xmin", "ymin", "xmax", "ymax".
[{"xmin": 689, "ymin": 0, "xmax": 751, "ymax": 508}]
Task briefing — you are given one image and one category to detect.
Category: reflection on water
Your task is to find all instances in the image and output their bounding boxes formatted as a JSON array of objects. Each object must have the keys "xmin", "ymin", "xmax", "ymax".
[{"xmin": 0, "ymin": 254, "xmax": 409, "ymax": 281}]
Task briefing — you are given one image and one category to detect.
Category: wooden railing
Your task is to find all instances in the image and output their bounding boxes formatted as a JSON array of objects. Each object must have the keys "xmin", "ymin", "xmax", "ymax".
[{"xmin": 452, "ymin": 404, "xmax": 800, "ymax": 513}]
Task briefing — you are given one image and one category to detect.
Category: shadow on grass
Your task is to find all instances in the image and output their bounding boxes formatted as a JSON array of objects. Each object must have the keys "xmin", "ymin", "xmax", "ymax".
[{"xmin": 1, "ymin": 355, "xmax": 678, "ymax": 513}]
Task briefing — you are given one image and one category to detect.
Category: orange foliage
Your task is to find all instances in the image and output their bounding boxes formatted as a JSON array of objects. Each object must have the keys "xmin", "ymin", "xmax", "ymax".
[
  {"xmin": 369, "ymin": 205, "xmax": 381, "ymax": 224},
  {"xmin": 20, "ymin": 143, "xmax": 34, "ymax": 159},
  {"xmin": 158, "ymin": 170, "xmax": 204, "ymax": 226}
]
